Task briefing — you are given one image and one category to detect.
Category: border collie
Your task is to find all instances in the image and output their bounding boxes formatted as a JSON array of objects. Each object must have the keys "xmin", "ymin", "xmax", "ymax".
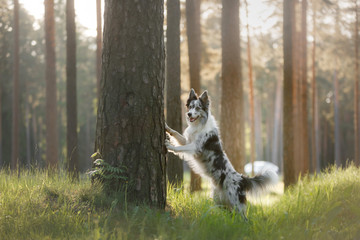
[{"xmin": 165, "ymin": 89, "xmax": 278, "ymax": 220}]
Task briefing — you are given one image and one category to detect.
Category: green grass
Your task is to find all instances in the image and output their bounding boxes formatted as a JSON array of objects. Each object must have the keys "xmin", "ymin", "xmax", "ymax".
[{"xmin": 0, "ymin": 165, "xmax": 359, "ymax": 239}]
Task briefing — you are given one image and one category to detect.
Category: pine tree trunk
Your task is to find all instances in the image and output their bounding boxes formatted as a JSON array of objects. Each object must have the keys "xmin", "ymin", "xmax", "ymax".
[
  {"xmin": 311, "ymin": 1, "xmax": 317, "ymax": 172},
  {"xmin": 334, "ymin": 5, "xmax": 341, "ymax": 166},
  {"xmin": 334, "ymin": 69, "xmax": 341, "ymax": 166},
  {"xmin": 11, "ymin": 0, "xmax": 19, "ymax": 170},
  {"xmin": 272, "ymin": 73, "xmax": 283, "ymax": 169},
  {"xmin": 66, "ymin": 0, "xmax": 78, "ymax": 177},
  {"xmin": 166, "ymin": 0, "xmax": 183, "ymax": 186},
  {"xmin": 25, "ymin": 101, "xmax": 31, "ymax": 168},
  {"xmin": 186, "ymin": 0, "xmax": 202, "ymax": 192},
  {"xmin": 354, "ymin": 0, "xmax": 359, "ymax": 166},
  {"xmin": 283, "ymin": 0, "xmax": 296, "ymax": 188},
  {"xmin": 244, "ymin": 0, "xmax": 255, "ymax": 176},
  {"xmin": 300, "ymin": 0, "xmax": 309, "ymax": 173},
  {"xmin": 0, "ymin": 73, "xmax": 2, "ymax": 167},
  {"xmin": 45, "ymin": 0, "xmax": 58, "ymax": 170},
  {"xmin": 95, "ymin": 0, "xmax": 166, "ymax": 208},
  {"xmin": 96, "ymin": 0, "xmax": 102, "ymax": 98},
  {"xmin": 221, "ymin": 0, "xmax": 245, "ymax": 173}
]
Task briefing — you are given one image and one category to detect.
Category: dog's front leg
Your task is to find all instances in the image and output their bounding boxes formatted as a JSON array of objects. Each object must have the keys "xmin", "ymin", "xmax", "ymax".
[
  {"xmin": 165, "ymin": 139, "xmax": 196, "ymax": 154},
  {"xmin": 165, "ymin": 123, "xmax": 187, "ymax": 145}
]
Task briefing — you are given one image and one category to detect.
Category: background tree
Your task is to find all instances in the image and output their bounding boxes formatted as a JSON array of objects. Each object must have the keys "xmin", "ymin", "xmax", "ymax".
[
  {"xmin": 244, "ymin": 0, "xmax": 255, "ymax": 176},
  {"xmin": 334, "ymin": 2, "xmax": 341, "ymax": 166},
  {"xmin": 300, "ymin": 0, "xmax": 309, "ymax": 173},
  {"xmin": 354, "ymin": 0, "xmax": 359, "ymax": 165},
  {"xmin": 166, "ymin": 0, "xmax": 183, "ymax": 186},
  {"xmin": 45, "ymin": 0, "xmax": 58, "ymax": 170},
  {"xmin": 96, "ymin": 0, "xmax": 101, "ymax": 98},
  {"xmin": 221, "ymin": 0, "xmax": 244, "ymax": 173},
  {"xmin": 11, "ymin": 0, "xmax": 19, "ymax": 170},
  {"xmin": 186, "ymin": 0, "xmax": 202, "ymax": 192},
  {"xmin": 66, "ymin": 0, "xmax": 78, "ymax": 177},
  {"xmin": 311, "ymin": 0, "xmax": 319, "ymax": 172},
  {"xmin": 95, "ymin": 0, "xmax": 166, "ymax": 207},
  {"xmin": 283, "ymin": 0, "xmax": 296, "ymax": 188}
]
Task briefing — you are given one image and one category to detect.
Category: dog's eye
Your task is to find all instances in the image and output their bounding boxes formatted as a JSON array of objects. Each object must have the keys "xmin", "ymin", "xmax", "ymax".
[{"xmin": 195, "ymin": 107, "xmax": 200, "ymax": 111}]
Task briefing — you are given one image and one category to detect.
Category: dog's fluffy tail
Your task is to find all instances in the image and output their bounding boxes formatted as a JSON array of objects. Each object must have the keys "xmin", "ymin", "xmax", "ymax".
[{"xmin": 242, "ymin": 170, "xmax": 278, "ymax": 196}]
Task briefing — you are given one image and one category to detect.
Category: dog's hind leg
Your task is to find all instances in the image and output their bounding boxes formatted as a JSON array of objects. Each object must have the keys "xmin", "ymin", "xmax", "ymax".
[
  {"xmin": 224, "ymin": 184, "xmax": 248, "ymax": 221},
  {"xmin": 165, "ymin": 123, "xmax": 187, "ymax": 145}
]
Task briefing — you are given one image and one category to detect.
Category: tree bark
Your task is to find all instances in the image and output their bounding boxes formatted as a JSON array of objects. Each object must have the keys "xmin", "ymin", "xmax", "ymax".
[
  {"xmin": 221, "ymin": 0, "xmax": 245, "ymax": 173},
  {"xmin": 354, "ymin": 0, "xmax": 359, "ymax": 166},
  {"xmin": 45, "ymin": 0, "xmax": 58, "ymax": 170},
  {"xmin": 11, "ymin": 0, "xmax": 19, "ymax": 170},
  {"xmin": 311, "ymin": 1, "xmax": 318, "ymax": 172},
  {"xmin": 283, "ymin": 0, "xmax": 296, "ymax": 188},
  {"xmin": 66, "ymin": 0, "xmax": 78, "ymax": 178},
  {"xmin": 244, "ymin": 0, "xmax": 255, "ymax": 176},
  {"xmin": 334, "ymin": 5, "xmax": 341, "ymax": 167},
  {"xmin": 186, "ymin": 0, "xmax": 202, "ymax": 192},
  {"xmin": 166, "ymin": 0, "xmax": 183, "ymax": 186},
  {"xmin": 96, "ymin": 0, "xmax": 102, "ymax": 99},
  {"xmin": 95, "ymin": 0, "xmax": 166, "ymax": 208},
  {"xmin": 300, "ymin": 0, "xmax": 309, "ymax": 173}
]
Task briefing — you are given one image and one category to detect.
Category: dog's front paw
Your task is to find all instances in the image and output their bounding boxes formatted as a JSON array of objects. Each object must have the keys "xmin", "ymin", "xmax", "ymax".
[
  {"xmin": 165, "ymin": 139, "xmax": 175, "ymax": 151},
  {"xmin": 165, "ymin": 122, "xmax": 173, "ymax": 134}
]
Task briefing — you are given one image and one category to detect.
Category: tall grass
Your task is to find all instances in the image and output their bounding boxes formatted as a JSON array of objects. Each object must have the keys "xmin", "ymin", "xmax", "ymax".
[{"xmin": 0, "ymin": 165, "xmax": 359, "ymax": 239}]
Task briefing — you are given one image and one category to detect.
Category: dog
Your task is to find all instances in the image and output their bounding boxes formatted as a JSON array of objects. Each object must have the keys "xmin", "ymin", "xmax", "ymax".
[{"xmin": 165, "ymin": 89, "xmax": 278, "ymax": 220}]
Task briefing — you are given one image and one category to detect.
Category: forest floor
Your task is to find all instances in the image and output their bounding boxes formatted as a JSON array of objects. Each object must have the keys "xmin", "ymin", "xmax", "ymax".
[{"xmin": 0, "ymin": 165, "xmax": 359, "ymax": 240}]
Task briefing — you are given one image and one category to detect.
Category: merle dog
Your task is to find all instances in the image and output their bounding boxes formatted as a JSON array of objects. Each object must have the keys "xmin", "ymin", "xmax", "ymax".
[{"xmin": 165, "ymin": 89, "xmax": 278, "ymax": 219}]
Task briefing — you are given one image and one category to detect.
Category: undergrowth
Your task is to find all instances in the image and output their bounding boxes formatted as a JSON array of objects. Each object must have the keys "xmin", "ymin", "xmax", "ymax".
[{"xmin": 0, "ymin": 165, "xmax": 359, "ymax": 239}]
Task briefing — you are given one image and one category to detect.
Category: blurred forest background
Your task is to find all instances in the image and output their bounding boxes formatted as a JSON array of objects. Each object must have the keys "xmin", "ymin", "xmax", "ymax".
[{"xmin": 0, "ymin": 0, "xmax": 359, "ymax": 177}]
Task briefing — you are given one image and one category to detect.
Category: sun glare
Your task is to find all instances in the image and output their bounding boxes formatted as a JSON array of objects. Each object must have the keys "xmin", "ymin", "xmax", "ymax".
[
  {"xmin": 20, "ymin": 0, "xmax": 274, "ymax": 38},
  {"xmin": 20, "ymin": 0, "xmax": 103, "ymax": 37}
]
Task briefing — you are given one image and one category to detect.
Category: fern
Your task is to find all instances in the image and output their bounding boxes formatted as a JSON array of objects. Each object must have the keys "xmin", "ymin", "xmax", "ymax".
[{"xmin": 88, "ymin": 156, "xmax": 128, "ymax": 186}]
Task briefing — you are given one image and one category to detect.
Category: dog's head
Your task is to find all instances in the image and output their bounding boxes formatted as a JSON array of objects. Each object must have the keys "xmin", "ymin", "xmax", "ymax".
[{"xmin": 185, "ymin": 88, "xmax": 210, "ymax": 125}]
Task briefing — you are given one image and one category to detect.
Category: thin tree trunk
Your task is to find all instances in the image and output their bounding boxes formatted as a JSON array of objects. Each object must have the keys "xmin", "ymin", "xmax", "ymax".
[
  {"xmin": 0, "ymin": 73, "xmax": 2, "ymax": 168},
  {"xmin": 354, "ymin": 0, "xmax": 359, "ymax": 166},
  {"xmin": 11, "ymin": 0, "xmax": 19, "ymax": 170},
  {"xmin": 334, "ymin": 5, "xmax": 341, "ymax": 166},
  {"xmin": 25, "ymin": 101, "xmax": 31, "ymax": 168},
  {"xmin": 186, "ymin": 0, "xmax": 202, "ymax": 192},
  {"xmin": 95, "ymin": 0, "xmax": 166, "ymax": 207},
  {"xmin": 311, "ymin": 1, "xmax": 317, "ymax": 172},
  {"xmin": 301, "ymin": 0, "xmax": 309, "ymax": 173},
  {"xmin": 255, "ymin": 99, "xmax": 264, "ymax": 161},
  {"xmin": 244, "ymin": 0, "xmax": 255, "ymax": 176},
  {"xmin": 32, "ymin": 110, "xmax": 38, "ymax": 166},
  {"xmin": 334, "ymin": 68, "xmax": 341, "ymax": 166},
  {"xmin": 96, "ymin": 0, "xmax": 102, "ymax": 99},
  {"xmin": 85, "ymin": 111, "xmax": 91, "ymax": 170},
  {"xmin": 283, "ymin": 0, "xmax": 296, "ymax": 188},
  {"xmin": 221, "ymin": 0, "xmax": 245, "ymax": 173},
  {"xmin": 45, "ymin": 0, "xmax": 58, "ymax": 170},
  {"xmin": 272, "ymin": 74, "xmax": 283, "ymax": 167},
  {"xmin": 166, "ymin": 0, "xmax": 183, "ymax": 186},
  {"xmin": 66, "ymin": 0, "xmax": 78, "ymax": 178},
  {"xmin": 293, "ymin": 29, "xmax": 301, "ymax": 177}
]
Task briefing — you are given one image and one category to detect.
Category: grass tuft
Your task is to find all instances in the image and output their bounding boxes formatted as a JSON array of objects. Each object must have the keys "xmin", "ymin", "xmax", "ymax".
[{"xmin": 0, "ymin": 165, "xmax": 359, "ymax": 239}]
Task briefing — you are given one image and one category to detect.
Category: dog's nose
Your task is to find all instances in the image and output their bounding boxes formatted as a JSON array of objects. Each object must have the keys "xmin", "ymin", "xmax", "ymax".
[{"xmin": 187, "ymin": 112, "xmax": 192, "ymax": 117}]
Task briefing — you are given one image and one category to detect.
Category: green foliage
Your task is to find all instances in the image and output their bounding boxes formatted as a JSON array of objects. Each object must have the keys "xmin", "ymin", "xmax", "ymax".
[
  {"xmin": 88, "ymin": 153, "xmax": 128, "ymax": 192},
  {"xmin": 88, "ymin": 158, "xmax": 127, "ymax": 182},
  {"xmin": 0, "ymin": 165, "xmax": 359, "ymax": 239}
]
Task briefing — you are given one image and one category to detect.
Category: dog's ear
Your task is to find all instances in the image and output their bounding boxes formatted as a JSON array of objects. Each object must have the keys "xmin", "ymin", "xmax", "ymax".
[
  {"xmin": 199, "ymin": 90, "xmax": 209, "ymax": 104},
  {"xmin": 186, "ymin": 88, "xmax": 198, "ymax": 107},
  {"xmin": 199, "ymin": 90, "xmax": 210, "ymax": 111}
]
